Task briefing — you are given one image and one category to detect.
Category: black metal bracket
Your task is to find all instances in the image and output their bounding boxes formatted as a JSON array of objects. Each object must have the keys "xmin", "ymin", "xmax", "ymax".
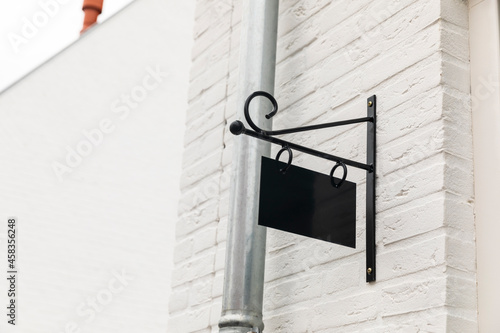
[{"xmin": 230, "ymin": 91, "xmax": 376, "ymax": 282}]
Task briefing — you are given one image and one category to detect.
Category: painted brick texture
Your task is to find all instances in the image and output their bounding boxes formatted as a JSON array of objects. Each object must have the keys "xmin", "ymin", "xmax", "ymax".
[{"xmin": 170, "ymin": 0, "xmax": 477, "ymax": 332}]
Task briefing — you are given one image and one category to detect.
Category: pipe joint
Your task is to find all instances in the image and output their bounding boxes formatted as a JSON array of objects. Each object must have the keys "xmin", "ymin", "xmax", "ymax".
[
  {"xmin": 82, "ymin": 0, "xmax": 103, "ymax": 12},
  {"xmin": 218, "ymin": 311, "xmax": 263, "ymax": 331}
]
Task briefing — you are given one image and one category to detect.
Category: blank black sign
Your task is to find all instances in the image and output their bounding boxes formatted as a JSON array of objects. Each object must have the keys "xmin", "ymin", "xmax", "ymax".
[{"xmin": 258, "ymin": 156, "xmax": 356, "ymax": 248}]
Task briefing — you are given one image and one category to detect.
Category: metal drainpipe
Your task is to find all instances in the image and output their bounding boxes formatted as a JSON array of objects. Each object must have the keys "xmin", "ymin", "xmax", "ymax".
[{"xmin": 218, "ymin": 1, "xmax": 279, "ymax": 333}]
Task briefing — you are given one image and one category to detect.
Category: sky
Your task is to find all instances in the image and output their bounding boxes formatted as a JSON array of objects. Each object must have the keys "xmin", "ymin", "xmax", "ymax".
[{"xmin": 0, "ymin": 0, "xmax": 134, "ymax": 92}]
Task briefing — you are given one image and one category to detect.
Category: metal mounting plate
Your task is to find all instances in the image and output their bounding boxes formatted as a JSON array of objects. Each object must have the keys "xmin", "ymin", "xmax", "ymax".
[{"xmin": 366, "ymin": 95, "xmax": 376, "ymax": 282}]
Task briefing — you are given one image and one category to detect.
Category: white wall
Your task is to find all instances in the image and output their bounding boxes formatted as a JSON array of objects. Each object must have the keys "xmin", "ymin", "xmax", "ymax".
[
  {"xmin": 0, "ymin": 0, "xmax": 194, "ymax": 332},
  {"xmin": 170, "ymin": 0, "xmax": 477, "ymax": 332},
  {"xmin": 0, "ymin": 0, "xmax": 136, "ymax": 92},
  {"xmin": 469, "ymin": 0, "xmax": 500, "ymax": 331}
]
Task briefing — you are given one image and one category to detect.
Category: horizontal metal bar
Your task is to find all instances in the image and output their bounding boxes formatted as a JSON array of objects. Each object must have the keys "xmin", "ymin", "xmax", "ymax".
[
  {"xmin": 244, "ymin": 91, "xmax": 374, "ymax": 136},
  {"xmin": 259, "ymin": 116, "xmax": 373, "ymax": 136},
  {"xmin": 230, "ymin": 121, "xmax": 374, "ymax": 172}
]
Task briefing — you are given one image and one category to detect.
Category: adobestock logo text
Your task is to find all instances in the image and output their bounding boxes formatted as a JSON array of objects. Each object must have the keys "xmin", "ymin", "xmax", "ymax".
[
  {"xmin": 8, "ymin": 0, "xmax": 71, "ymax": 54},
  {"xmin": 51, "ymin": 65, "xmax": 168, "ymax": 182}
]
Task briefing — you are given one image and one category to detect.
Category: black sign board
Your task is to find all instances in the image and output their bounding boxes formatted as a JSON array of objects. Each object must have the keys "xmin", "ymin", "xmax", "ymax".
[{"xmin": 258, "ymin": 156, "xmax": 356, "ymax": 248}]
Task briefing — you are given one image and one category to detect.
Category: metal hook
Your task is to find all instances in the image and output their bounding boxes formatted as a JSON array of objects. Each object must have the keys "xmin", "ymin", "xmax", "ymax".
[
  {"xmin": 330, "ymin": 161, "xmax": 347, "ymax": 188},
  {"xmin": 276, "ymin": 145, "xmax": 293, "ymax": 174},
  {"xmin": 244, "ymin": 91, "xmax": 279, "ymax": 135}
]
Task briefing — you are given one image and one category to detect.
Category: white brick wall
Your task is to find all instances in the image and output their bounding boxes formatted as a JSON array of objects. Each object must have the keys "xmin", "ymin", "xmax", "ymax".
[{"xmin": 171, "ymin": 0, "xmax": 477, "ymax": 331}]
